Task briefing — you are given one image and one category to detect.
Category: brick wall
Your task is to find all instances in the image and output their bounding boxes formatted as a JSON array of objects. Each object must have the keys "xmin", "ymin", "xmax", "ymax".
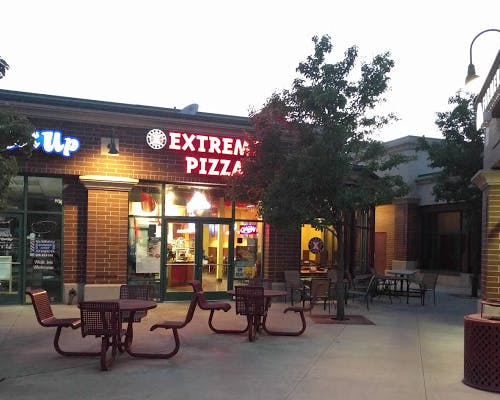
[
  {"xmin": 393, "ymin": 198, "xmax": 419, "ymax": 261},
  {"xmin": 62, "ymin": 177, "xmax": 87, "ymax": 283},
  {"xmin": 85, "ymin": 189, "xmax": 129, "ymax": 284},
  {"xmin": 481, "ymin": 185, "xmax": 500, "ymax": 300},
  {"xmin": 264, "ymin": 224, "xmax": 301, "ymax": 282},
  {"xmin": 374, "ymin": 204, "xmax": 395, "ymax": 272}
]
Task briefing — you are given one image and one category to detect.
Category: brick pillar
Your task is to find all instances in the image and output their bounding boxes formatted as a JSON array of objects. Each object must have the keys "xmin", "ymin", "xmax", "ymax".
[
  {"xmin": 79, "ymin": 176, "xmax": 138, "ymax": 299},
  {"xmin": 264, "ymin": 224, "xmax": 301, "ymax": 282},
  {"xmin": 472, "ymin": 170, "xmax": 500, "ymax": 301},
  {"xmin": 392, "ymin": 198, "xmax": 419, "ymax": 270}
]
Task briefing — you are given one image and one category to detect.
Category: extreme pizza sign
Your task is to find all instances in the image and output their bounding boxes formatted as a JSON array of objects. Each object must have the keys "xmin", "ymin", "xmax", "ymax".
[{"xmin": 146, "ymin": 129, "xmax": 248, "ymax": 176}]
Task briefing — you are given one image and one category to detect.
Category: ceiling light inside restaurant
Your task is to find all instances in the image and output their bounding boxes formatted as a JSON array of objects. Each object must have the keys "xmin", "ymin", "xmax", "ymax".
[{"xmin": 187, "ymin": 191, "xmax": 211, "ymax": 215}]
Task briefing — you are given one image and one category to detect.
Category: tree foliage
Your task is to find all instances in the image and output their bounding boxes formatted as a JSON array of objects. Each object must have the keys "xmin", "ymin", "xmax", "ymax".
[
  {"xmin": 418, "ymin": 92, "xmax": 483, "ymax": 296},
  {"xmin": 418, "ymin": 92, "xmax": 483, "ymax": 209},
  {"xmin": 228, "ymin": 35, "xmax": 409, "ymax": 318},
  {"xmin": 0, "ymin": 56, "xmax": 9, "ymax": 79},
  {"xmin": 0, "ymin": 57, "xmax": 34, "ymax": 209}
]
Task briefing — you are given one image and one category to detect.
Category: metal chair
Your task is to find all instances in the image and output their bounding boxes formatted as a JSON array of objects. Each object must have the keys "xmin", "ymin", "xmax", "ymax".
[
  {"xmin": 25, "ymin": 288, "xmax": 100, "ymax": 357},
  {"xmin": 132, "ymin": 294, "xmax": 198, "ymax": 359},
  {"xmin": 79, "ymin": 301, "xmax": 126, "ymax": 370},
  {"xmin": 189, "ymin": 280, "xmax": 246, "ymax": 334},
  {"xmin": 235, "ymin": 286, "xmax": 266, "ymax": 342},
  {"xmin": 284, "ymin": 270, "xmax": 308, "ymax": 306},
  {"xmin": 119, "ymin": 284, "xmax": 152, "ymax": 322},
  {"xmin": 420, "ymin": 272, "xmax": 439, "ymax": 305},
  {"xmin": 346, "ymin": 274, "xmax": 377, "ymax": 310},
  {"xmin": 304, "ymin": 278, "xmax": 332, "ymax": 314}
]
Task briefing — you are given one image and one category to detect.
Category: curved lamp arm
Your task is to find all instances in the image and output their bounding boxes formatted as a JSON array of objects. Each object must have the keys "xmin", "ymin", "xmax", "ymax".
[{"xmin": 465, "ymin": 28, "xmax": 500, "ymax": 85}]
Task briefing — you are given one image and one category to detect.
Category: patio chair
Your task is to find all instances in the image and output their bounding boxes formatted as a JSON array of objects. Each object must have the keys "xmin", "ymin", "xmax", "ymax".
[
  {"xmin": 304, "ymin": 278, "xmax": 332, "ymax": 314},
  {"xmin": 139, "ymin": 294, "xmax": 198, "ymax": 359},
  {"xmin": 119, "ymin": 284, "xmax": 152, "ymax": 323},
  {"xmin": 346, "ymin": 274, "xmax": 377, "ymax": 310},
  {"xmin": 25, "ymin": 288, "xmax": 100, "ymax": 357},
  {"xmin": 189, "ymin": 280, "xmax": 247, "ymax": 334},
  {"xmin": 235, "ymin": 285, "xmax": 266, "ymax": 342},
  {"xmin": 284, "ymin": 270, "xmax": 308, "ymax": 306},
  {"xmin": 79, "ymin": 301, "xmax": 126, "ymax": 370},
  {"xmin": 248, "ymin": 277, "xmax": 273, "ymax": 289},
  {"xmin": 420, "ymin": 272, "xmax": 439, "ymax": 305}
]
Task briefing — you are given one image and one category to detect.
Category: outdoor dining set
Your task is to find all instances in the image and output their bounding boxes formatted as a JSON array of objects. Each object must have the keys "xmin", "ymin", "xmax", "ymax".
[
  {"xmin": 25, "ymin": 268, "xmax": 438, "ymax": 371},
  {"xmin": 25, "ymin": 280, "xmax": 311, "ymax": 371}
]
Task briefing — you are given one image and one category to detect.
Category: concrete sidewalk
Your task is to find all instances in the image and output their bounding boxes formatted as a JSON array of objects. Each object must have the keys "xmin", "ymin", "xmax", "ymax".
[{"xmin": 0, "ymin": 288, "xmax": 496, "ymax": 400}]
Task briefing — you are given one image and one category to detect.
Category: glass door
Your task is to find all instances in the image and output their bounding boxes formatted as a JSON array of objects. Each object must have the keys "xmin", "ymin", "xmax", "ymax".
[
  {"xmin": 164, "ymin": 220, "xmax": 233, "ymax": 300},
  {"xmin": 165, "ymin": 220, "xmax": 197, "ymax": 298},
  {"xmin": 0, "ymin": 214, "xmax": 23, "ymax": 304},
  {"xmin": 201, "ymin": 223, "xmax": 230, "ymax": 293}
]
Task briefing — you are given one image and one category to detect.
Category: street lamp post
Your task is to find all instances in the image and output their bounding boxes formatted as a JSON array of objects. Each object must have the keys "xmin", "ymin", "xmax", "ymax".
[{"xmin": 465, "ymin": 28, "xmax": 500, "ymax": 85}]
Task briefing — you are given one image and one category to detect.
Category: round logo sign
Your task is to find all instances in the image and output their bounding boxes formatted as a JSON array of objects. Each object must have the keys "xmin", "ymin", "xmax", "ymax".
[
  {"xmin": 146, "ymin": 129, "xmax": 167, "ymax": 150},
  {"xmin": 308, "ymin": 237, "xmax": 324, "ymax": 254}
]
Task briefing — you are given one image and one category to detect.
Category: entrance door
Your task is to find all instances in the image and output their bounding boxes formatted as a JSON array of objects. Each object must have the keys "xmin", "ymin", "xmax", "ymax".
[
  {"xmin": 0, "ymin": 214, "xmax": 23, "ymax": 304},
  {"xmin": 201, "ymin": 223, "xmax": 230, "ymax": 293},
  {"xmin": 165, "ymin": 220, "xmax": 197, "ymax": 299},
  {"xmin": 164, "ymin": 220, "xmax": 232, "ymax": 300}
]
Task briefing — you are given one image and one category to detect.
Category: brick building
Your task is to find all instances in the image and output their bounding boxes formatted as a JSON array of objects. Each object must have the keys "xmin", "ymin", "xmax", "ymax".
[
  {"xmin": 471, "ymin": 50, "xmax": 500, "ymax": 302},
  {"xmin": 0, "ymin": 89, "xmax": 323, "ymax": 304}
]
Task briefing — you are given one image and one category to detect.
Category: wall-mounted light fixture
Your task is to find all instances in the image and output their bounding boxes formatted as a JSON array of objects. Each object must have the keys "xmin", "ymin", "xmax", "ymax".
[{"xmin": 100, "ymin": 133, "xmax": 119, "ymax": 156}]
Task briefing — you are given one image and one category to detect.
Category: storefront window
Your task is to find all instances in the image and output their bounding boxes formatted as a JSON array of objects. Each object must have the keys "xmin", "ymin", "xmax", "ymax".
[
  {"xmin": 234, "ymin": 220, "xmax": 263, "ymax": 280},
  {"xmin": 27, "ymin": 177, "xmax": 63, "ymax": 212},
  {"xmin": 164, "ymin": 185, "xmax": 229, "ymax": 217},
  {"xmin": 0, "ymin": 215, "xmax": 21, "ymax": 296},
  {"xmin": 4, "ymin": 176, "xmax": 24, "ymax": 210},
  {"xmin": 129, "ymin": 184, "xmax": 162, "ymax": 216},
  {"xmin": 25, "ymin": 213, "xmax": 62, "ymax": 302}
]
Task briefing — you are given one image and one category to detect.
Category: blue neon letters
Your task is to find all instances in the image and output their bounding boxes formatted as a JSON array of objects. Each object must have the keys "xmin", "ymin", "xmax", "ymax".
[{"xmin": 33, "ymin": 130, "xmax": 80, "ymax": 157}]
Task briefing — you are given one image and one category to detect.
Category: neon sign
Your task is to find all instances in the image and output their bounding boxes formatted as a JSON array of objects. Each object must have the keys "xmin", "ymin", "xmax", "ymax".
[
  {"xmin": 146, "ymin": 129, "xmax": 248, "ymax": 176},
  {"xmin": 7, "ymin": 130, "xmax": 80, "ymax": 158},
  {"xmin": 239, "ymin": 224, "xmax": 257, "ymax": 235}
]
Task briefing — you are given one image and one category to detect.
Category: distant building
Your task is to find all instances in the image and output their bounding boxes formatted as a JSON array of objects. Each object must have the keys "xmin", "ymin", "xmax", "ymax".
[{"xmin": 375, "ymin": 135, "xmax": 475, "ymax": 290}]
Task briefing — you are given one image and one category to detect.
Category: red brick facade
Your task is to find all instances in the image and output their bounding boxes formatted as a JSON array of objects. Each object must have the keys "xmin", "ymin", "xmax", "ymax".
[{"xmin": 473, "ymin": 171, "xmax": 500, "ymax": 301}]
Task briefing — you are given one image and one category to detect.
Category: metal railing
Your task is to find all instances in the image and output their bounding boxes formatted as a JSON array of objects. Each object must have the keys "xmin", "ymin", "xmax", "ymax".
[{"xmin": 475, "ymin": 49, "xmax": 500, "ymax": 130}]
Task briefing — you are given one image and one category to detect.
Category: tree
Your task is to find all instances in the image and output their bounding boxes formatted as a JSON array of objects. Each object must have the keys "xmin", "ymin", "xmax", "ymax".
[
  {"xmin": 228, "ymin": 35, "xmax": 409, "ymax": 319},
  {"xmin": 0, "ymin": 56, "xmax": 9, "ymax": 79},
  {"xmin": 0, "ymin": 57, "xmax": 34, "ymax": 209},
  {"xmin": 418, "ymin": 91, "xmax": 483, "ymax": 296}
]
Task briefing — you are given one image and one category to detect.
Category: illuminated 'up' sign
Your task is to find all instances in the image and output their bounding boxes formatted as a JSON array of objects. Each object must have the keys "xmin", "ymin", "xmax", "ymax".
[
  {"xmin": 33, "ymin": 130, "xmax": 80, "ymax": 157},
  {"xmin": 8, "ymin": 130, "xmax": 81, "ymax": 157}
]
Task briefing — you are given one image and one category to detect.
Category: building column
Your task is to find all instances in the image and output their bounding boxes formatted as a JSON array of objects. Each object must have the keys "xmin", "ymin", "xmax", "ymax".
[
  {"xmin": 79, "ymin": 175, "xmax": 138, "ymax": 300},
  {"xmin": 264, "ymin": 224, "xmax": 301, "ymax": 281},
  {"xmin": 472, "ymin": 170, "xmax": 500, "ymax": 301},
  {"xmin": 392, "ymin": 198, "xmax": 419, "ymax": 270}
]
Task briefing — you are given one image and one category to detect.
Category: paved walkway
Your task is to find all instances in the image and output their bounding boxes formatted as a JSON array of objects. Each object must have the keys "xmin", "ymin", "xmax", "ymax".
[{"xmin": 0, "ymin": 287, "xmax": 497, "ymax": 400}]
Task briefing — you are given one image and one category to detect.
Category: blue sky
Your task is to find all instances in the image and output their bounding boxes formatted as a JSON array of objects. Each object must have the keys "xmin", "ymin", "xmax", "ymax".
[{"xmin": 1, "ymin": 0, "xmax": 499, "ymax": 141}]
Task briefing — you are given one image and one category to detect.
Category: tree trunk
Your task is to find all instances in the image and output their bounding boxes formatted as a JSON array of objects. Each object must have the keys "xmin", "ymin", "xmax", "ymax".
[{"xmin": 334, "ymin": 222, "xmax": 346, "ymax": 320}]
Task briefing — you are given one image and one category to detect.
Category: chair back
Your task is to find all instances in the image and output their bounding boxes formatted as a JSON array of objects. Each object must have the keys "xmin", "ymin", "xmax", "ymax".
[
  {"xmin": 327, "ymin": 269, "xmax": 338, "ymax": 283},
  {"xmin": 79, "ymin": 301, "xmax": 121, "ymax": 337},
  {"xmin": 284, "ymin": 270, "xmax": 301, "ymax": 287},
  {"xmin": 25, "ymin": 289, "xmax": 54, "ymax": 326},
  {"xmin": 190, "ymin": 280, "xmax": 209, "ymax": 307},
  {"xmin": 422, "ymin": 273, "xmax": 438, "ymax": 289},
  {"xmin": 235, "ymin": 286, "xmax": 265, "ymax": 316},
  {"xmin": 310, "ymin": 279, "xmax": 330, "ymax": 299},
  {"xmin": 248, "ymin": 278, "xmax": 273, "ymax": 289},
  {"xmin": 182, "ymin": 295, "xmax": 198, "ymax": 327},
  {"xmin": 119, "ymin": 284, "xmax": 151, "ymax": 300}
]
